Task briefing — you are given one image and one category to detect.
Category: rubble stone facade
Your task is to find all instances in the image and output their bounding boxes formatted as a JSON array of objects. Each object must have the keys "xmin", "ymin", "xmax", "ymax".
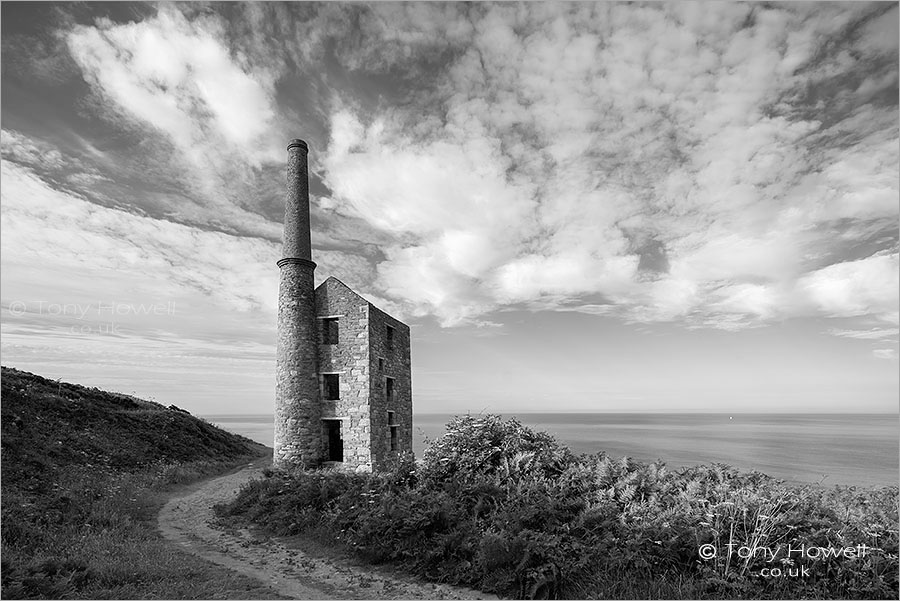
[
  {"xmin": 367, "ymin": 304, "xmax": 413, "ymax": 472},
  {"xmin": 314, "ymin": 278, "xmax": 413, "ymax": 472},
  {"xmin": 273, "ymin": 259, "xmax": 320, "ymax": 469}
]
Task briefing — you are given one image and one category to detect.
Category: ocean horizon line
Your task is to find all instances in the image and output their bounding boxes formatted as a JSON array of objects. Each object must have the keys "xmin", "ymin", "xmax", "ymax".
[{"xmin": 203, "ymin": 410, "xmax": 899, "ymax": 417}]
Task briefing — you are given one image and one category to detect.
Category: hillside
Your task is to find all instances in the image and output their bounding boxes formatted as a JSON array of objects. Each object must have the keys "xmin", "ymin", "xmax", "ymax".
[
  {"xmin": 1, "ymin": 366, "xmax": 263, "ymax": 489},
  {"xmin": 0, "ymin": 366, "xmax": 277, "ymax": 599}
]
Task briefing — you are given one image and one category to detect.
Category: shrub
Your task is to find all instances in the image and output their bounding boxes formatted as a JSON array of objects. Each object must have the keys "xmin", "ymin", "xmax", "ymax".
[
  {"xmin": 220, "ymin": 414, "xmax": 899, "ymax": 599},
  {"xmin": 419, "ymin": 414, "xmax": 576, "ymax": 486}
]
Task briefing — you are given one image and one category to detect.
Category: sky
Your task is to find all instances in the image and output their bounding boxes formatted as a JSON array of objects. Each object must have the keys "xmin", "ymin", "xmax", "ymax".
[{"xmin": 1, "ymin": 1, "xmax": 898, "ymax": 415}]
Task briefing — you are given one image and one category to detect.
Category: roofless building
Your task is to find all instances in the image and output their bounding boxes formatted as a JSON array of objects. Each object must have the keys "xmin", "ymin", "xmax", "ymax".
[{"xmin": 273, "ymin": 139, "xmax": 412, "ymax": 472}]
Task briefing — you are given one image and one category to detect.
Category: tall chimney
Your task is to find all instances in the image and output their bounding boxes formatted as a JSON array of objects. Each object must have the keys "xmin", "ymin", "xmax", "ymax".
[{"xmin": 273, "ymin": 139, "xmax": 320, "ymax": 469}]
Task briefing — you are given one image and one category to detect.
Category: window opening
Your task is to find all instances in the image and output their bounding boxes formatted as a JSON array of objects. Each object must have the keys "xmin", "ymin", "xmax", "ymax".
[
  {"xmin": 388, "ymin": 412, "xmax": 398, "ymax": 451},
  {"xmin": 390, "ymin": 425, "xmax": 398, "ymax": 451},
  {"xmin": 321, "ymin": 318, "xmax": 339, "ymax": 345},
  {"xmin": 323, "ymin": 373, "xmax": 340, "ymax": 400},
  {"xmin": 385, "ymin": 377, "xmax": 395, "ymax": 404},
  {"xmin": 386, "ymin": 325, "xmax": 395, "ymax": 350}
]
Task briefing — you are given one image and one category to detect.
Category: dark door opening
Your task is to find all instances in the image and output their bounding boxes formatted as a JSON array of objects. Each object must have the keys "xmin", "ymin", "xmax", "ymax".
[{"xmin": 323, "ymin": 419, "xmax": 343, "ymax": 462}]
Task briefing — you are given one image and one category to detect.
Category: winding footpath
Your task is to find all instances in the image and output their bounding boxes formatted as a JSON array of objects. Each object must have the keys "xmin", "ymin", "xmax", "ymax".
[{"xmin": 158, "ymin": 457, "xmax": 496, "ymax": 600}]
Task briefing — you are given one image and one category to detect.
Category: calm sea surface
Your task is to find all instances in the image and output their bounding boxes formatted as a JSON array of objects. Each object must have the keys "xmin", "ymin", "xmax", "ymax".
[{"xmin": 204, "ymin": 413, "xmax": 899, "ymax": 487}]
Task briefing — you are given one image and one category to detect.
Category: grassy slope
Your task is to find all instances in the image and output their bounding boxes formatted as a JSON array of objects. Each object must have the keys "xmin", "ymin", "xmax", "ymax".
[{"xmin": 1, "ymin": 366, "xmax": 283, "ymax": 600}]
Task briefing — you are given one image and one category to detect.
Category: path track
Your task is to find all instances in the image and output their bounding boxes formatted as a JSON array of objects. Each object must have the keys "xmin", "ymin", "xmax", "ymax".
[{"xmin": 158, "ymin": 456, "xmax": 496, "ymax": 600}]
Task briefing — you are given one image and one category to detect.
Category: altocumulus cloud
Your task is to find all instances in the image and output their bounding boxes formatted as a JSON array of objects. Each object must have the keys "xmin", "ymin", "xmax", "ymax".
[
  {"xmin": 9, "ymin": 2, "xmax": 900, "ymax": 337},
  {"xmin": 314, "ymin": 3, "xmax": 898, "ymax": 330}
]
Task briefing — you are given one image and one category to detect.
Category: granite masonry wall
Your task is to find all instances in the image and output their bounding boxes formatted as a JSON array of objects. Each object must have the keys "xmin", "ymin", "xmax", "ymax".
[
  {"xmin": 368, "ymin": 304, "xmax": 413, "ymax": 471},
  {"xmin": 315, "ymin": 277, "xmax": 373, "ymax": 472},
  {"xmin": 273, "ymin": 261, "xmax": 320, "ymax": 468}
]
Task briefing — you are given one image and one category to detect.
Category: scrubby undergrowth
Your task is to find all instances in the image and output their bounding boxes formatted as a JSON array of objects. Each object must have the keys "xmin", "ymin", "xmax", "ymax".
[
  {"xmin": 1, "ymin": 366, "xmax": 277, "ymax": 599},
  {"xmin": 218, "ymin": 414, "xmax": 899, "ymax": 599}
]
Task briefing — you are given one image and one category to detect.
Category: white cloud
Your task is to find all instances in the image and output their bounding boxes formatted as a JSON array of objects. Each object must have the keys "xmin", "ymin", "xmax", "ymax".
[
  {"xmin": 873, "ymin": 348, "xmax": 898, "ymax": 360},
  {"xmin": 621, "ymin": 277, "xmax": 701, "ymax": 324},
  {"xmin": 798, "ymin": 253, "xmax": 899, "ymax": 321},
  {"xmin": 493, "ymin": 253, "xmax": 638, "ymax": 305},
  {"xmin": 830, "ymin": 328, "xmax": 899, "ymax": 340},
  {"xmin": 671, "ymin": 232, "xmax": 806, "ymax": 284},
  {"xmin": 1, "ymin": 157, "xmax": 376, "ymax": 327},
  {"xmin": 316, "ymin": 3, "xmax": 897, "ymax": 331},
  {"xmin": 0, "ymin": 157, "xmax": 377, "ymax": 409},
  {"xmin": 63, "ymin": 6, "xmax": 287, "ymax": 234},
  {"xmin": 1, "ymin": 160, "xmax": 279, "ymax": 315},
  {"xmin": 324, "ymin": 110, "xmax": 535, "ymax": 238},
  {"xmin": 67, "ymin": 8, "xmax": 278, "ymax": 162},
  {"xmin": 710, "ymin": 283, "xmax": 782, "ymax": 321},
  {"xmin": 1, "ymin": 130, "xmax": 70, "ymax": 171},
  {"xmin": 32, "ymin": 3, "xmax": 899, "ymax": 334}
]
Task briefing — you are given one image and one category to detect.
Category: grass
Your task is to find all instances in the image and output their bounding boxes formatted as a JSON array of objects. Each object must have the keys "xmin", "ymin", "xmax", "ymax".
[
  {"xmin": 217, "ymin": 414, "xmax": 899, "ymax": 600},
  {"xmin": 1, "ymin": 366, "xmax": 284, "ymax": 599}
]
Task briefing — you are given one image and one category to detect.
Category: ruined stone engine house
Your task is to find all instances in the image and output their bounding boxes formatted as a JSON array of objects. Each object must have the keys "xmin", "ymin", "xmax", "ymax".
[{"xmin": 273, "ymin": 139, "xmax": 412, "ymax": 472}]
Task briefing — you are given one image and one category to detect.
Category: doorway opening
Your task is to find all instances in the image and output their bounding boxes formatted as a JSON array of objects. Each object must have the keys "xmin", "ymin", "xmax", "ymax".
[{"xmin": 322, "ymin": 419, "xmax": 343, "ymax": 462}]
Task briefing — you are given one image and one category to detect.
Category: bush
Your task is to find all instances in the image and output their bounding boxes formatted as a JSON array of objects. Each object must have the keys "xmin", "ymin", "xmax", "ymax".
[
  {"xmin": 419, "ymin": 414, "xmax": 575, "ymax": 486},
  {"xmin": 219, "ymin": 414, "xmax": 899, "ymax": 599}
]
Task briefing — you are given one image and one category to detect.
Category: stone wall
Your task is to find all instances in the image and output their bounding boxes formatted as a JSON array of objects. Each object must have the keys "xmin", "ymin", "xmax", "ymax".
[
  {"xmin": 273, "ymin": 260, "xmax": 320, "ymax": 469},
  {"xmin": 368, "ymin": 304, "xmax": 413, "ymax": 471},
  {"xmin": 315, "ymin": 277, "xmax": 372, "ymax": 472}
]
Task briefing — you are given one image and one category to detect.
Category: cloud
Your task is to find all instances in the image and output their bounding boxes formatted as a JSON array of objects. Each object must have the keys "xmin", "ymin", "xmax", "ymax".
[
  {"xmin": 830, "ymin": 327, "xmax": 900, "ymax": 340},
  {"xmin": 312, "ymin": 3, "xmax": 898, "ymax": 331},
  {"xmin": 0, "ymin": 154, "xmax": 376, "ymax": 410},
  {"xmin": 873, "ymin": 349, "xmax": 898, "ymax": 360},
  {"xmin": 17, "ymin": 3, "xmax": 898, "ymax": 334},
  {"xmin": 66, "ymin": 7, "xmax": 279, "ymax": 162},
  {"xmin": 1, "ymin": 160, "xmax": 280, "ymax": 316},
  {"xmin": 798, "ymin": 253, "xmax": 899, "ymax": 321},
  {"xmin": 1, "ymin": 130, "xmax": 70, "ymax": 171},
  {"xmin": 1, "ymin": 154, "xmax": 377, "ymax": 327},
  {"xmin": 61, "ymin": 6, "xmax": 294, "ymax": 240},
  {"xmin": 0, "ymin": 158, "xmax": 281, "ymax": 411}
]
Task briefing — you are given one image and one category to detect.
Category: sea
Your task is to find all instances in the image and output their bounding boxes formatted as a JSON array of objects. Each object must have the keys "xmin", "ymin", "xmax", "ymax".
[{"xmin": 203, "ymin": 413, "xmax": 899, "ymax": 488}]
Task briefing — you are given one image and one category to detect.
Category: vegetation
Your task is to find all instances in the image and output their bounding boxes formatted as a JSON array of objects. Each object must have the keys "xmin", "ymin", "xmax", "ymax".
[
  {"xmin": 1, "ymin": 366, "xmax": 281, "ymax": 599},
  {"xmin": 218, "ymin": 414, "xmax": 899, "ymax": 599}
]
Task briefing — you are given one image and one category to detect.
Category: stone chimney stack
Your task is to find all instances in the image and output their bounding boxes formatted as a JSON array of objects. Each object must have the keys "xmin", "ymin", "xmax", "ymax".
[{"xmin": 273, "ymin": 139, "xmax": 320, "ymax": 469}]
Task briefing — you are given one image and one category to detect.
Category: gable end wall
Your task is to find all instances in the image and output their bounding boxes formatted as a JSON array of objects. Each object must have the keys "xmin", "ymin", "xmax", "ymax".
[{"xmin": 315, "ymin": 280, "xmax": 372, "ymax": 471}]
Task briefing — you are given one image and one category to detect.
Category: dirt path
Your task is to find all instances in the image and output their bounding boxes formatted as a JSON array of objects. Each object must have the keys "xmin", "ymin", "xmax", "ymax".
[{"xmin": 158, "ymin": 457, "xmax": 496, "ymax": 600}]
